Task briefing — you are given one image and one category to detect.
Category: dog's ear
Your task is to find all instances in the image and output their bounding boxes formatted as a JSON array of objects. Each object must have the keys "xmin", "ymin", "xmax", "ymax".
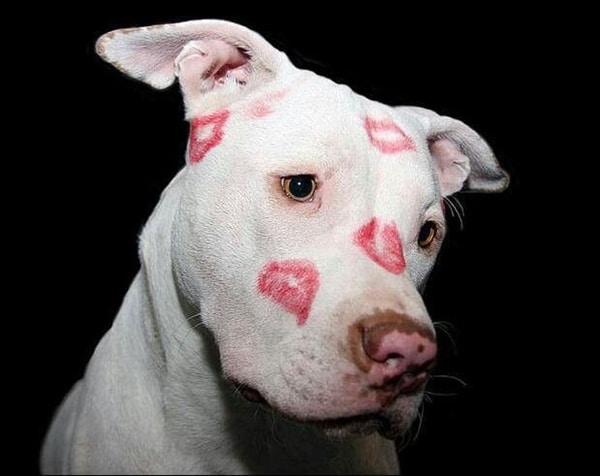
[
  {"xmin": 398, "ymin": 106, "xmax": 509, "ymax": 196},
  {"xmin": 95, "ymin": 19, "xmax": 289, "ymax": 116}
]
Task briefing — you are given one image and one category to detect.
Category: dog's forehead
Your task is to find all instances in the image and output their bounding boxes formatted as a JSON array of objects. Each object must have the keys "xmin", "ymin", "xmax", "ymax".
[
  {"xmin": 267, "ymin": 72, "xmax": 417, "ymax": 135},
  {"xmin": 186, "ymin": 70, "xmax": 439, "ymax": 207},
  {"xmin": 234, "ymin": 71, "xmax": 430, "ymax": 165}
]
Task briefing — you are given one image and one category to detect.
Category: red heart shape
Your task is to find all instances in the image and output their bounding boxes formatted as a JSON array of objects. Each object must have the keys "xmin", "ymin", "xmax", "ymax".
[
  {"xmin": 257, "ymin": 259, "xmax": 320, "ymax": 326},
  {"xmin": 354, "ymin": 218, "xmax": 406, "ymax": 274},
  {"xmin": 188, "ymin": 109, "xmax": 230, "ymax": 164}
]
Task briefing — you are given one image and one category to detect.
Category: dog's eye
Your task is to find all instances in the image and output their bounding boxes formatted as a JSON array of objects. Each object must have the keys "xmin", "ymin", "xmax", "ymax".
[
  {"xmin": 281, "ymin": 175, "xmax": 317, "ymax": 202},
  {"xmin": 418, "ymin": 221, "xmax": 438, "ymax": 248}
]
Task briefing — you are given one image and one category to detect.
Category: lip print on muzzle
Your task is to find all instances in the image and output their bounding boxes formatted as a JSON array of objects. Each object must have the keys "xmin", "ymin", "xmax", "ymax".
[{"xmin": 257, "ymin": 259, "xmax": 320, "ymax": 326}]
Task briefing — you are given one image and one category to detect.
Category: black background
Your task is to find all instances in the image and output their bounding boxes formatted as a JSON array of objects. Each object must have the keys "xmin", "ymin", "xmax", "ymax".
[{"xmin": 18, "ymin": 5, "xmax": 549, "ymax": 475}]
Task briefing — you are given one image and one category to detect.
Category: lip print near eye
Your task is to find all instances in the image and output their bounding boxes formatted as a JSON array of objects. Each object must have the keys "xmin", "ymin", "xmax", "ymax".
[
  {"xmin": 364, "ymin": 116, "xmax": 416, "ymax": 154},
  {"xmin": 257, "ymin": 259, "xmax": 320, "ymax": 326},
  {"xmin": 354, "ymin": 218, "xmax": 406, "ymax": 274},
  {"xmin": 188, "ymin": 109, "xmax": 230, "ymax": 164}
]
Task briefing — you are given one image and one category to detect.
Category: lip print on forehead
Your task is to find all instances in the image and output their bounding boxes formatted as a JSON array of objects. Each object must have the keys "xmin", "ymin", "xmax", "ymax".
[
  {"xmin": 354, "ymin": 218, "xmax": 406, "ymax": 274},
  {"xmin": 188, "ymin": 109, "xmax": 230, "ymax": 164},
  {"xmin": 364, "ymin": 116, "xmax": 416, "ymax": 154},
  {"xmin": 257, "ymin": 259, "xmax": 320, "ymax": 326},
  {"xmin": 246, "ymin": 89, "xmax": 288, "ymax": 119}
]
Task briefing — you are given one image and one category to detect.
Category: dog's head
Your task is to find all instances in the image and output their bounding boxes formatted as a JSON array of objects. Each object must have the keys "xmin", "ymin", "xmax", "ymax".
[{"xmin": 97, "ymin": 20, "xmax": 508, "ymax": 439}]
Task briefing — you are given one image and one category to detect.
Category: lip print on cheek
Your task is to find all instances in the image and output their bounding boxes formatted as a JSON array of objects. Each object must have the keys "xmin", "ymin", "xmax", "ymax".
[
  {"xmin": 257, "ymin": 259, "xmax": 320, "ymax": 326},
  {"xmin": 364, "ymin": 116, "xmax": 416, "ymax": 154},
  {"xmin": 354, "ymin": 218, "xmax": 406, "ymax": 274},
  {"xmin": 188, "ymin": 109, "xmax": 230, "ymax": 164}
]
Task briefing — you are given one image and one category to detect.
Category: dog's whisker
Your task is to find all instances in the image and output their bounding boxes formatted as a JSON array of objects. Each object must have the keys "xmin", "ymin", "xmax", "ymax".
[
  {"xmin": 443, "ymin": 195, "xmax": 465, "ymax": 230},
  {"xmin": 396, "ymin": 418, "xmax": 416, "ymax": 451},
  {"xmin": 430, "ymin": 374, "xmax": 468, "ymax": 387},
  {"xmin": 433, "ymin": 320, "xmax": 459, "ymax": 355},
  {"xmin": 443, "ymin": 195, "xmax": 459, "ymax": 218},
  {"xmin": 165, "ymin": 310, "xmax": 208, "ymax": 363},
  {"xmin": 268, "ymin": 408, "xmax": 285, "ymax": 445},
  {"xmin": 425, "ymin": 390, "xmax": 461, "ymax": 397},
  {"xmin": 425, "ymin": 374, "xmax": 468, "ymax": 398},
  {"xmin": 185, "ymin": 311, "xmax": 203, "ymax": 323},
  {"xmin": 455, "ymin": 196, "xmax": 466, "ymax": 218},
  {"xmin": 395, "ymin": 388, "xmax": 431, "ymax": 453},
  {"xmin": 433, "ymin": 320, "xmax": 456, "ymax": 336},
  {"xmin": 413, "ymin": 402, "xmax": 425, "ymax": 443}
]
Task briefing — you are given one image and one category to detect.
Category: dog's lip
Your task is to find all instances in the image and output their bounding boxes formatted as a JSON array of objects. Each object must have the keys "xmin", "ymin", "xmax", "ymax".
[
  {"xmin": 284, "ymin": 411, "xmax": 401, "ymax": 440},
  {"xmin": 230, "ymin": 380, "xmax": 404, "ymax": 439},
  {"xmin": 295, "ymin": 411, "xmax": 378, "ymax": 428},
  {"xmin": 235, "ymin": 382, "xmax": 268, "ymax": 404}
]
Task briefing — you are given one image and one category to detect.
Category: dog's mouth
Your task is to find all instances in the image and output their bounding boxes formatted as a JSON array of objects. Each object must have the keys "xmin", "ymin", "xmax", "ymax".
[
  {"xmin": 232, "ymin": 382, "xmax": 411, "ymax": 440},
  {"xmin": 302, "ymin": 412, "xmax": 401, "ymax": 440}
]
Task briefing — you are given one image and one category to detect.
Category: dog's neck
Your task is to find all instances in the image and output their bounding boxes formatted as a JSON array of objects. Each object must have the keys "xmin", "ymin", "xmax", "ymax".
[{"xmin": 136, "ymin": 169, "xmax": 197, "ymax": 367}]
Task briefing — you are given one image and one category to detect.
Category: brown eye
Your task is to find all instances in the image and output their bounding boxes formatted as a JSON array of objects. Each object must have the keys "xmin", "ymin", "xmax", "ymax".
[
  {"xmin": 281, "ymin": 175, "xmax": 317, "ymax": 202},
  {"xmin": 418, "ymin": 221, "xmax": 438, "ymax": 248}
]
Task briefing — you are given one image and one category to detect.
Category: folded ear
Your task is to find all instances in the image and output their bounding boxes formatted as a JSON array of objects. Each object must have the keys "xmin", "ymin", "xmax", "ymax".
[
  {"xmin": 398, "ymin": 106, "xmax": 509, "ymax": 196},
  {"xmin": 95, "ymin": 19, "xmax": 290, "ymax": 115}
]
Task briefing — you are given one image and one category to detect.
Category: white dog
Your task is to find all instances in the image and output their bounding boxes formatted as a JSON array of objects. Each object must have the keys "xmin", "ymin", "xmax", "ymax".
[{"xmin": 41, "ymin": 19, "xmax": 509, "ymax": 474}]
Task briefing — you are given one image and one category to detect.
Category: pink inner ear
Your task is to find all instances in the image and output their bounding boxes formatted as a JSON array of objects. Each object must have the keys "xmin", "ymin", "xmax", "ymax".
[
  {"xmin": 176, "ymin": 39, "xmax": 250, "ymax": 97},
  {"xmin": 429, "ymin": 138, "xmax": 471, "ymax": 196}
]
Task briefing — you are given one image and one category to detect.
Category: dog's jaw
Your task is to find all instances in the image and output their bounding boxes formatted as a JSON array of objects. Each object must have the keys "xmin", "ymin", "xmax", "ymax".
[{"xmin": 230, "ymin": 378, "xmax": 424, "ymax": 440}]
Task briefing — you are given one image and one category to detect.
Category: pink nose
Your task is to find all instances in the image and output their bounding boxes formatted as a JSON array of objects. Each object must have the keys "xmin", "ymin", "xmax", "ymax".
[{"xmin": 351, "ymin": 311, "xmax": 437, "ymax": 393}]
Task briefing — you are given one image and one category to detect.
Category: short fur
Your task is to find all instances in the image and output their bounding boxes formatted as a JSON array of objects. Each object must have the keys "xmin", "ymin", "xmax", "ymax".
[{"xmin": 41, "ymin": 19, "xmax": 508, "ymax": 475}]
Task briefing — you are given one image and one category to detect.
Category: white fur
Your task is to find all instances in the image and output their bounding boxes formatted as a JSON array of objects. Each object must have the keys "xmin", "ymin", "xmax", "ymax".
[{"xmin": 41, "ymin": 20, "xmax": 508, "ymax": 475}]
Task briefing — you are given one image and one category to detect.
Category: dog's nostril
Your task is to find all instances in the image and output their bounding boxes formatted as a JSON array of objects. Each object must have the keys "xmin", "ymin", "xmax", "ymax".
[{"xmin": 383, "ymin": 353, "xmax": 404, "ymax": 369}]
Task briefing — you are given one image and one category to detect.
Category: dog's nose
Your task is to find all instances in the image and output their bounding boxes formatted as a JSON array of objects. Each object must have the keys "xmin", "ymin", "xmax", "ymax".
[{"xmin": 350, "ymin": 311, "xmax": 437, "ymax": 393}]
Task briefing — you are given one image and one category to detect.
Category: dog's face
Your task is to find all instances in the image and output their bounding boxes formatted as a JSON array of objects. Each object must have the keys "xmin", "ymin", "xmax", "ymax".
[{"xmin": 97, "ymin": 20, "xmax": 508, "ymax": 439}]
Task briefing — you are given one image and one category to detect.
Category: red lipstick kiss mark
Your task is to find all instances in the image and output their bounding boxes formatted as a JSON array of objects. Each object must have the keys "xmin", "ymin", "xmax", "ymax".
[
  {"xmin": 257, "ymin": 259, "xmax": 320, "ymax": 326},
  {"xmin": 188, "ymin": 109, "xmax": 230, "ymax": 164},
  {"xmin": 354, "ymin": 218, "xmax": 406, "ymax": 274},
  {"xmin": 364, "ymin": 117, "xmax": 416, "ymax": 154},
  {"xmin": 248, "ymin": 89, "xmax": 288, "ymax": 119}
]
